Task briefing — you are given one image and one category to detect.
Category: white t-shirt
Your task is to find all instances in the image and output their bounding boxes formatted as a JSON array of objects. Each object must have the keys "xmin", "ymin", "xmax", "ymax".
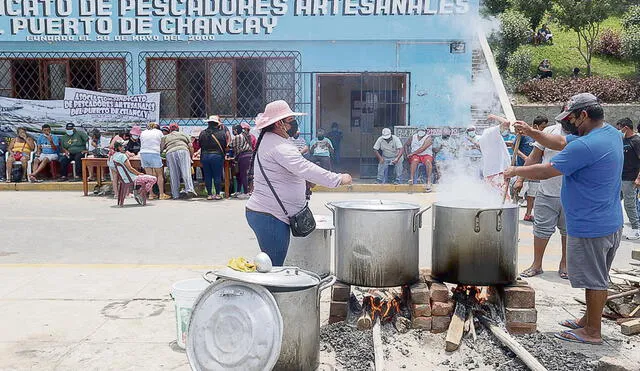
[
  {"xmin": 373, "ymin": 135, "xmax": 403, "ymax": 159},
  {"xmin": 410, "ymin": 133, "xmax": 433, "ymax": 156},
  {"xmin": 533, "ymin": 124, "xmax": 566, "ymax": 197},
  {"xmin": 139, "ymin": 129, "xmax": 163, "ymax": 154}
]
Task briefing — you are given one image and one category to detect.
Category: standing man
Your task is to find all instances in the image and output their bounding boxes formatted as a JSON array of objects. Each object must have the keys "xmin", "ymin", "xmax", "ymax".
[
  {"xmin": 29, "ymin": 124, "xmax": 61, "ymax": 182},
  {"xmin": 508, "ymin": 93, "xmax": 622, "ymax": 345},
  {"xmin": 59, "ymin": 123, "xmax": 88, "ymax": 182},
  {"xmin": 519, "ymin": 116, "xmax": 550, "ymax": 222},
  {"xmin": 616, "ymin": 118, "xmax": 640, "ymax": 240},
  {"xmin": 373, "ymin": 128, "xmax": 403, "ymax": 184},
  {"xmin": 325, "ymin": 122, "xmax": 343, "ymax": 167},
  {"xmin": 514, "ymin": 117, "xmax": 568, "ymax": 279},
  {"xmin": 310, "ymin": 129, "xmax": 334, "ymax": 170}
]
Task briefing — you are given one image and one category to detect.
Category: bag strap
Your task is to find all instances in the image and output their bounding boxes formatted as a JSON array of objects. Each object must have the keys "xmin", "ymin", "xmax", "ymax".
[
  {"xmin": 210, "ymin": 131, "xmax": 225, "ymax": 153},
  {"xmin": 256, "ymin": 151, "xmax": 289, "ymax": 217}
]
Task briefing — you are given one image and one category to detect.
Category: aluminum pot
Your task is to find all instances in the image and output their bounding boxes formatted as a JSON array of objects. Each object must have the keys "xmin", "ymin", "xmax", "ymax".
[
  {"xmin": 201, "ymin": 269, "xmax": 336, "ymax": 371},
  {"xmin": 284, "ymin": 215, "xmax": 333, "ymax": 277},
  {"xmin": 327, "ymin": 200, "xmax": 431, "ymax": 287},
  {"xmin": 431, "ymin": 202, "xmax": 519, "ymax": 285}
]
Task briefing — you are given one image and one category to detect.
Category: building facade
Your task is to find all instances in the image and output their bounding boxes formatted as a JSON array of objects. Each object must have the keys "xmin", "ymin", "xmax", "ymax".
[{"xmin": 0, "ymin": 0, "xmax": 479, "ymax": 176}]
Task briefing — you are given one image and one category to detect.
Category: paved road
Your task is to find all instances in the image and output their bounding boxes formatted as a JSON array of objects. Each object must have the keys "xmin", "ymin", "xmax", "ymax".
[{"xmin": 0, "ymin": 192, "xmax": 638, "ymax": 370}]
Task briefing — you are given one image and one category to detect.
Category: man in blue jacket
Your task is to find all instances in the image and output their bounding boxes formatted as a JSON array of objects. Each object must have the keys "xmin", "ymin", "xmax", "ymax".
[{"xmin": 506, "ymin": 93, "xmax": 623, "ymax": 345}]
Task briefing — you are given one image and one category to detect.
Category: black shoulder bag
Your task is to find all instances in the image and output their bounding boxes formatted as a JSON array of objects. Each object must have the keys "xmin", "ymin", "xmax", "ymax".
[{"xmin": 256, "ymin": 151, "xmax": 316, "ymax": 237}]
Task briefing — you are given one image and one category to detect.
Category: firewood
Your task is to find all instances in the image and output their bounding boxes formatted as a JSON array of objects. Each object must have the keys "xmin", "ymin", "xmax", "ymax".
[
  {"xmin": 372, "ymin": 318, "xmax": 385, "ymax": 371},
  {"xmin": 607, "ymin": 288, "xmax": 640, "ymax": 301},
  {"xmin": 394, "ymin": 316, "xmax": 411, "ymax": 334},
  {"xmin": 357, "ymin": 313, "xmax": 373, "ymax": 330},
  {"xmin": 445, "ymin": 303, "xmax": 468, "ymax": 352},
  {"xmin": 621, "ymin": 318, "xmax": 640, "ymax": 336},
  {"xmin": 469, "ymin": 316, "xmax": 477, "ymax": 343},
  {"xmin": 479, "ymin": 316, "xmax": 547, "ymax": 371}
]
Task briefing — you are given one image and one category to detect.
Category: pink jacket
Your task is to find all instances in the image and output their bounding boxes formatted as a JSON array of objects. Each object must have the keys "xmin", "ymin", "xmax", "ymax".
[{"xmin": 246, "ymin": 132, "xmax": 342, "ymax": 224}]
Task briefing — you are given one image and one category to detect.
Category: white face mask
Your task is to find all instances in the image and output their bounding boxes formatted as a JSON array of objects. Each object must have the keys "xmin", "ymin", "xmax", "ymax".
[
  {"xmin": 467, "ymin": 131, "xmax": 476, "ymax": 138},
  {"xmin": 65, "ymin": 130, "xmax": 74, "ymax": 136},
  {"xmin": 417, "ymin": 130, "xmax": 426, "ymax": 137},
  {"xmin": 131, "ymin": 135, "xmax": 139, "ymax": 140}
]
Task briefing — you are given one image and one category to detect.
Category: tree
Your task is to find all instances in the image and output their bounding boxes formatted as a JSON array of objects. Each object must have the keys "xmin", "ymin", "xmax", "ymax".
[
  {"xmin": 551, "ymin": 0, "xmax": 622, "ymax": 76},
  {"xmin": 622, "ymin": 6, "xmax": 640, "ymax": 75},
  {"xmin": 511, "ymin": 0, "xmax": 552, "ymax": 31},
  {"xmin": 496, "ymin": 10, "xmax": 532, "ymax": 70},
  {"xmin": 481, "ymin": 0, "xmax": 511, "ymax": 16}
]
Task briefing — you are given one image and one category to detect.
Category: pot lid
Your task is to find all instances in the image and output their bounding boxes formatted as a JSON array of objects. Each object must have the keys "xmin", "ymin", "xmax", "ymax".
[
  {"xmin": 432, "ymin": 201, "xmax": 519, "ymax": 209},
  {"xmin": 328, "ymin": 199, "xmax": 420, "ymax": 211},
  {"xmin": 213, "ymin": 266, "xmax": 320, "ymax": 288},
  {"xmin": 187, "ymin": 279, "xmax": 283, "ymax": 371}
]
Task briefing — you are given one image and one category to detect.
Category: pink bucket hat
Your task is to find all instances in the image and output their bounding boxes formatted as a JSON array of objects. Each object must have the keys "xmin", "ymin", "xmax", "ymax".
[
  {"xmin": 240, "ymin": 122, "xmax": 251, "ymax": 130},
  {"xmin": 255, "ymin": 100, "xmax": 306, "ymax": 130},
  {"xmin": 130, "ymin": 125, "xmax": 142, "ymax": 136}
]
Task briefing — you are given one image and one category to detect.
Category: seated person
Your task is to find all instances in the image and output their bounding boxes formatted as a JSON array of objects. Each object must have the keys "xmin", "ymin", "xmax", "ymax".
[
  {"xmin": 432, "ymin": 127, "xmax": 459, "ymax": 182},
  {"xmin": 110, "ymin": 141, "xmax": 157, "ymax": 203},
  {"xmin": 406, "ymin": 127, "xmax": 434, "ymax": 191},
  {"xmin": 373, "ymin": 128, "xmax": 403, "ymax": 184},
  {"xmin": 5, "ymin": 127, "xmax": 35, "ymax": 182},
  {"xmin": 538, "ymin": 59, "xmax": 552, "ymax": 79},
  {"xmin": 0, "ymin": 135, "xmax": 7, "ymax": 181},
  {"xmin": 87, "ymin": 128, "xmax": 107, "ymax": 181},
  {"xmin": 29, "ymin": 124, "xmax": 61, "ymax": 182},
  {"xmin": 538, "ymin": 24, "xmax": 553, "ymax": 44},
  {"xmin": 310, "ymin": 129, "xmax": 334, "ymax": 170},
  {"xmin": 125, "ymin": 125, "xmax": 142, "ymax": 157},
  {"xmin": 572, "ymin": 67, "xmax": 580, "ymax": 78},
  {"xmin": 59, "ymin": 123, "xmax": 88, "ymax": 182}
]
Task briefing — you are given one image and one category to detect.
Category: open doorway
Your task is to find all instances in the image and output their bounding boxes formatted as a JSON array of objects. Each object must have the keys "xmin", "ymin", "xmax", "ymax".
[{"xmin": 316, "ymin": 73, "xmax": 408, "ymax": 179}]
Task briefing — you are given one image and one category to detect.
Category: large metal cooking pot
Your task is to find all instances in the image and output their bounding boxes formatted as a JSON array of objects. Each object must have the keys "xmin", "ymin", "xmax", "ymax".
[
  {"xmin": 327, "ymin": 200, "xmax": 430, "ymax": 287},
  {"xmin": 284, "ymin": 215, "xmax": 333, "ymax": 277},
  {"xmin": 189, "ymin": 268, "xmax": 335, "ymax": 371},
  {"xmin": 431, "ymin": 202, "xmax": 519, "ymax": 285}
]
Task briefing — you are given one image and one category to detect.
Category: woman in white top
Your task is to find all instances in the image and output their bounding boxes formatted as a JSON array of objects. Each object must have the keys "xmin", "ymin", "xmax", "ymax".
[
  {"xmin": 406, "ymin": 128, "xmax": 434, "ymax": 191},
  {"xmin": 139, "ymin": 122, "xmax": 170, "ymax": 200}
]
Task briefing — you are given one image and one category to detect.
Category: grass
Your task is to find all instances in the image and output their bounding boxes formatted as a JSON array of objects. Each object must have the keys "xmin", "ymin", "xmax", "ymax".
[{"xmin": 518, "ymin": 16, "xmax": 637, "ymax": 79}]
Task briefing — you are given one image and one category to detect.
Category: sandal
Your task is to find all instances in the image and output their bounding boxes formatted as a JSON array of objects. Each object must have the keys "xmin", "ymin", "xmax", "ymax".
[
  {"xmin": 559, "ymin": 319, "xmax": 583, "ymax": 329},
  {"xmin": 425, "ymin": 184, "xmax": 433, "ymax": 193},
  {"xmin": 559, "ymin": 270, "xmax": 569, "ymax": 280},
  {"xmin": 554, "ymin": 330, "xmax": 602, "ymax": 345},
  {"xmin": 214, "ymin": 194, "xmax": 223, "ymax": 200},
  {"xmin": 520, "ymin": 267, "xmax": 544, "ymax": 278},
  {"xmin": 207, "ymin": 195, "xmax": 214, "ymax": 200}
]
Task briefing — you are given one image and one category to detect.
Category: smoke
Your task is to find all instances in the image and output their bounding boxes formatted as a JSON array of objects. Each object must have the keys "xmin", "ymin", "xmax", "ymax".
[{"xmin": 435, "ymin": 155, "xmax": 506, "ymax": 208}]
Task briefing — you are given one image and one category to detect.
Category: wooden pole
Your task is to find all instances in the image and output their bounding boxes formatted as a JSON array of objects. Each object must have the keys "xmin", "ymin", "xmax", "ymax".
[
  {"xmin": 607, "ymin": 288, "xmax": 640, "ymax": 301},
  {"xmin": 372, "ymin": 318, "xmax": 385, "ymax": 371},
  {"xmin": 479, "ymin": 316, "xmax": 547, "ymax": 371}
]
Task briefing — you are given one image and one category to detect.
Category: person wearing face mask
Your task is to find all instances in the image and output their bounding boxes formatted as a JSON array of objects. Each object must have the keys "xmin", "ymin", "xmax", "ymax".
[
  {"xmin": 373, "ymin": 128, "xmax": 403, "ymax": 184},
  {"xmin": 615, "ymin": 118, "xmax": 640, "ymax": 240},
  {"xmin": 230, "ymin": 124, "xmax": 254, "ymax": 198},
  {"xmin": 432, "ymin": 127, "xmax": 459, "ymax": 182},
  {"xmin": 310, "ymin": 128, "xmax": 334, "ymax": 170},
  {"xmin": 406, "ymin": 127, "xmax": 434, "ymax": 191},
  {"xmin": 199, "ymin": 115, "xmax": 231, "ymax": 200},
  {"xmin": 246, "ymin": 100, "xmax": 352, "ymax": 266},
  {"xmin": 508, "ymin": 93, "xmax": 623, "ymax": 346},
  {"xmin": 59, "ymin": 123, "xmax": 88, "ymax": 182},
  {"xmin": 125, "ymin": 125, "xmax": 142, "ymax": 157}
]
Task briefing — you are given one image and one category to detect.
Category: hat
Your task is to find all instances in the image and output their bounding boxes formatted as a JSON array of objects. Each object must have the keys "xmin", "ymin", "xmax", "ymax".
[
  {"xmin": 381, "ymin": 128, "xmax": 392, "ymax": 139},
  {"xmin": 65, "ymin": 122, "xmax": 75, "ymax": 130},
  {"xmin": 555, "ymin": 93, "xmax": 599, "ymax": 122},
  {"xmin": 130, "ymin": 125, "xmax": 142, "ymax": 136},
  {"xmin": 255, "ymin": 100, "xmax": 306, "ymax": 130},
  {"xmin": 204, "ymin": 115, "xmax": 221, "ymax": 124},
  {"xmin": 240, "ymin": 122, "xmax": 251, "ymax": 130},
  {"xmin": 169, "ymin": 123, "xmax": 179, "ymax": 132},
  {"xmin": 466, "ymin": 125, "xmax": 476, "ymax": 131},
  {"xmin": 161, "ymin": 125, "xmax": 170, "ymax": 132}
]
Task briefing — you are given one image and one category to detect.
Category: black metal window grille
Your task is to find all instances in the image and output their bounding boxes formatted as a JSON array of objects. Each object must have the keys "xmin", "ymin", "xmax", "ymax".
[
  {"xmin": 0, "ymin": 52, "xmax": 132, "ymax": 99},
  {"xmin": 141, "ymin": 51, "xmax": 300, "ymax": 123}
]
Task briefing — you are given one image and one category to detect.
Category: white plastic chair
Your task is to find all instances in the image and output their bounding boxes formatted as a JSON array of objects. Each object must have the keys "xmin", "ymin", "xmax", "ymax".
[{"xmin": 5, "ymin": 151, "xmax": 34, "ymax": 178}]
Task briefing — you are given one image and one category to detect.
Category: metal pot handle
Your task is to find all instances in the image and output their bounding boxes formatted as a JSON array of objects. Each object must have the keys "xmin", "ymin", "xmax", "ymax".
[
  {"xmin": 318, "ymin": 275, "xmax": 337, "ymax": 292},
  {"xmin": 474, "ymin": 208, "xmax": 504, "ymax": 233},
  {"xmin": 325, "ymin": 203, "xmax": 335, "ymax": 219},
  {"xmin": 413, "ymin": 205, "xmax": 432, "ymax": 232},
  {"xmin": 203, "ymin": 271, "xmax": 217, "ymax": 283}
]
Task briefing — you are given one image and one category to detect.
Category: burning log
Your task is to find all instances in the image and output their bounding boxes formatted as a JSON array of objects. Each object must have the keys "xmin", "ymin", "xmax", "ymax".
[
  {"xmin": 479, "ymin": 316, "xmax": 547, "ymax": 371},
  {"xmin": 394, "ymin": 316, "xmax": 411, "ymax": 334},
  {"xmin": 445, "ymin": 302, "xmax": 468, "ymax": 352},
  {"xmin": 357, "ymin": 312, "xmax": 373, "ymax": 330}
]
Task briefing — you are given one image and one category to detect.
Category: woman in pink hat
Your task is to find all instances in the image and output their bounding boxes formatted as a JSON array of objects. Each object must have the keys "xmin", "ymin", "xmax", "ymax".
[{"xmin": 245, "ymin": 100, "xmax": 352, "ymax": 266}]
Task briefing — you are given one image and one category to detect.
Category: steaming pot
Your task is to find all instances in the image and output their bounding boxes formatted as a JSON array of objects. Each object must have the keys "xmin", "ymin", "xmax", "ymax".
[
  {"xmin": 431, "ymin": 202, "xmax": 518, "ymax": 285},
  {"xmin": 327, "ymin": 200, "xmax": 430, "ymax": 287}
]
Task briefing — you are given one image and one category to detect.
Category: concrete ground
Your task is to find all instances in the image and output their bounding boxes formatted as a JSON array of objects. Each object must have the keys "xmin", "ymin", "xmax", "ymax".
[{"xmin": 0, "ymin": 191, "xmax": 638, "ymax": 370}]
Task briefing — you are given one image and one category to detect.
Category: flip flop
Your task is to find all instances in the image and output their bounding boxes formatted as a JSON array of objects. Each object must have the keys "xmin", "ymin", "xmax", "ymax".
[
  {"xmin": 207, "ymin": 195, "xmax": 214, "ymax": 200},
  {"xmin": 520, "ymin": 267, "xmax": 544, "ymax": 278},
  {"xmin": 559, "ymin": 270, "xmax": 569, "ymax": 280},
  {"xmin": 554, "ymin": 330, "xmax": 602, "ymax": 345},
  {"xmin": 559, "ymin": 319, "xmax": 583, "ymax": 329}
]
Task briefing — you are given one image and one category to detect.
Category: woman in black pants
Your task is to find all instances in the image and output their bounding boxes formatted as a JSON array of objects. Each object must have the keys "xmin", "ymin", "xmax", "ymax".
[{"xmin": 198, "ymin": 115, "xmax": 230, "ymax": 200}]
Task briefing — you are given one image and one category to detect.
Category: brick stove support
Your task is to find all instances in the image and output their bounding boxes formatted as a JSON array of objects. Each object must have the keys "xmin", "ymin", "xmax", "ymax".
[
  {"xmin": 500, "ymin": 280, "xmax": 537, "ymax": 335},
  {"xmin": 329, "ymin": 281, "xmax": 350, "ymax": 324}
]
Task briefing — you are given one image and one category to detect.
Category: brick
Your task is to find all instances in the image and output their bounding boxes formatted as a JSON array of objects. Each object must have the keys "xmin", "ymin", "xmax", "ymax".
[
  {"xmin": 430, "ymin": 282, "xmax": 450, "ymax": 303},
  {"xmin": 419, "ymin": 267, "xmax": 433, "ymax": 285},
  {"xmin": 506, "ymin": 308, "xmax": 537, "ymax": 323},
  {"xmin": 431, "ymin": 300, "xmax": 454, "ymax": 316},
  {"xmin": 431, "ymin": 316, "xmax": 451, "ymax": 333},
  {"xmin": 329, "ymin": 301, "xmax": 348, "ymax": 317},
  {"xmin": 411, "ymin": 316, "xmax": 432, "ymax": 330},
  {"xmin": 411, "ymin": 303, "xmax": 431, "ymax": 317},
  {"xmin": 502, "ymin": 285, "xmax": 535, "ymax": 309},
  {"xmin": 410, "ymin": 282, "xmax": 431, "ymax": 304},
  {"xmin": 632, "ymin": 249, "xmax": 640, "ymax": 261},
  {"xmin": 506, "ymin": 322, "xmax": 537, "ymax": 335},
  {"xmin": 331, "ymin": 282, "xmax": 351, "ymax": 302},
  {"xmin": 328, "ymin": 315, "xmax": 345, "ymax": 324}
]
